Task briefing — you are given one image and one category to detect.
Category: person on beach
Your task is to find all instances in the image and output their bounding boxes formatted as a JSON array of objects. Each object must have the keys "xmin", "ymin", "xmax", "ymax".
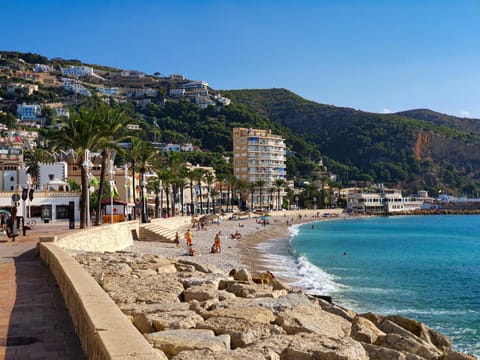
[
  {"xmin": 174, "ymin": 231, "xmax": 180, "ymax": 247},
  {"xmin": 185, "ymin": 229, "xmax": 193, "ymax": 246},
  {"xmin": 188, "ymin": 244, "xmax": 197, "ymax": 256},
  {"xmin": 214, "ymin": 232, "xmax": 222, "ymax": 253}
]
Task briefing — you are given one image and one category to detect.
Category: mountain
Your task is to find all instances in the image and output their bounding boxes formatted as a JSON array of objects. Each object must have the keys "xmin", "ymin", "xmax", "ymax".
[{"xmin": 223, "ymin": 89, "xmax": 480, "ymax": 196}]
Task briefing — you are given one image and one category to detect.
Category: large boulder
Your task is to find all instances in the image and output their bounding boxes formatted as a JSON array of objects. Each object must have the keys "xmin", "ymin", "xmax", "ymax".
[
  {"xmin": 204, "ymin": 306, "xmax": 276, "ymax": 324},
  {"xmin": 350, "ymin": 315, "xmax": 386, "ymax": 344},
  {"xmin": 232, "ymin": 268, "xmax": 253, "ymax": 282},
  {"xmin": 197, "ymin": 316, "xmax": 285, "ymax": 348},
  {"xmin": 184, "ymin": 283, "xmax": 220, "ymax": 302},
  {"xmin": 384, "ymin": 315, "xmax": 451, "ymax": 353},
  {"xmin": 148, "ymin": 310, "xmax": 204, "ymax": 331},
  {"xmin": 274, "ymin": 304, "xmax": 351, "ymax": 338},
  {"xmin": 362, "ymin": 343, "xmax": 425, "ymax": 360},
  {"xmin": 145, "ymin": 329, "xmax": 230, "ymax": 357}
]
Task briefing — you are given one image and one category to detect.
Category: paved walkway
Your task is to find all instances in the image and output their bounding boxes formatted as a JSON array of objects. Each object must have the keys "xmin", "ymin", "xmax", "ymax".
[{"xmin": 0, "ymin": 220, "xmax": 85, "ymax": 359}]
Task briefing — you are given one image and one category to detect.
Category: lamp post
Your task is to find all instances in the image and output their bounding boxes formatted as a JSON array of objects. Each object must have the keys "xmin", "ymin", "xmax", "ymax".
[
  {"xmin": 313, "ymin": 196, "xmax": 317, "ymax": 210},
  {"xmin": 26, "ymin": 174, "xmax": 32, "ymax": 220},
  {"xmin": 295, "ymin": 196, "xmax": 299, "ymax": 210},
  {"xmin": 141, "ymin": 173, "xmax": 147, "ymax": 223},
  {"xmin": 159, "ymin": 180, "xmax": 163, "ymax": 218},
  {"xmin": 109, "ymin": 160, "xmax": 115, "ymax": 224},
  {"xmin": 82, "ymin": 149, "xmax": 93, "ymax": 228},
  {"xmin": 124, "ymin": 163, "xmax": 129, "ymax": 220}
]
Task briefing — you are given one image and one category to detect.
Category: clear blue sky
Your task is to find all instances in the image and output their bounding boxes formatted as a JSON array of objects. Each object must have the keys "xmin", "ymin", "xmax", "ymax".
[{"xmin": 3, "ymin": 0, "xmax": 480, "ymax": 118}]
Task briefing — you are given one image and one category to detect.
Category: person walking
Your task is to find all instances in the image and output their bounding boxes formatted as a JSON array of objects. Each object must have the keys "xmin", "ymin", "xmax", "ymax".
[
  {"xmin": 174, "ymin": 231, "xmax": 180, "ymax": 247},
  {"xmin": 185, "ymin": 229, "xmax": 193, "ymax": 246}
]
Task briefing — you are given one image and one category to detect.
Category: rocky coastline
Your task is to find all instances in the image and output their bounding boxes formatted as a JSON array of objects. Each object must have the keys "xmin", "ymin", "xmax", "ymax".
[{"xmin": 72, "ymin": 211, "xmax": 477, "ymax": 359}]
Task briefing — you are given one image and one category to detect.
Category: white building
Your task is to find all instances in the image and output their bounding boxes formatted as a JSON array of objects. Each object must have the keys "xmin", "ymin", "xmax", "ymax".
[
  {"xmin": 347, "ymin": 187, "xmax": 424, "ymax": 214},
  {"xmin": 169, "ymin": 88, "xmax": 186, "ymax": 97},
  {"xmin": 17, "ymin": 103, "xmax": 42, "ymax": 121},
  {"xmin": 98, "ymin": 87, "xmax": 119, "ymax": 95},
  {"xmin": 214, "ymin": 94, "xmax": 231, "ymax": 106},
  {"xmin": 38, "ymin": 162, "xmax": 68, "ymax": 190},
  {"xmin": 34, "ymin": 63, "xmax": 53, "ymax": 73},
  {"xmin": 121, "ymin": 70, "xmax": 145, "ymax": 78},
  {"xmin": 61, "ymin": 65, "xmax": 94, "ymax": 77},
  {"xmin": 182, "ymin": 81, "xmax": 208, "ymax": 90}
]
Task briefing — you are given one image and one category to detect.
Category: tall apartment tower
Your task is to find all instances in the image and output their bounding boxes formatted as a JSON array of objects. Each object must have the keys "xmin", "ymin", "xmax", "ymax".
[{"xmin": 233, "ymin": 127, "xmax": 286, "ymax": 209}]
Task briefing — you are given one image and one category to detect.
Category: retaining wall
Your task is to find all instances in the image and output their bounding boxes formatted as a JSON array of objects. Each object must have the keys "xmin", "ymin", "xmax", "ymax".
[{"xmin": 37, "ymin": 220, "xmax": 163, "ymax": 359}]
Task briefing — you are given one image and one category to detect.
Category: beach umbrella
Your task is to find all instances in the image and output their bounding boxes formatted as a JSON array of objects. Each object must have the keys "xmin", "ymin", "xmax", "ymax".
[{"xmin": 260, "ymin": 215, "xmax": 270, "ymax": 221}]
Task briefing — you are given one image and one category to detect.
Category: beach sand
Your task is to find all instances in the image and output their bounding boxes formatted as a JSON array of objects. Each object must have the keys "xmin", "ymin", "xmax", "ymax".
[{"xmin": 126, "ymin": 209, "xmax": 344, "ymax": 279}]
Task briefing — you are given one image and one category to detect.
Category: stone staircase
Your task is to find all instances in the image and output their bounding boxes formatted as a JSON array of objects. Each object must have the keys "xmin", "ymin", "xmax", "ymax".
[{"xmin": 138, "ymin": 217, "xmax": 191, "ymax": 243}]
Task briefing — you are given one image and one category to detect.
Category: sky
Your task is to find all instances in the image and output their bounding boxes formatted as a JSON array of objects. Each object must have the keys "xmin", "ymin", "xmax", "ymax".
[{"xmin": 3, "ymin": 0, "xmax": 480, "ymax": 118}]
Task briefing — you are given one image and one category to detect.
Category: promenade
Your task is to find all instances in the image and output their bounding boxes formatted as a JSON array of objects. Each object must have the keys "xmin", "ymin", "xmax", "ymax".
[{"xmin": 0, "ymin": 220, "xmax": 84, "ymax": 359}]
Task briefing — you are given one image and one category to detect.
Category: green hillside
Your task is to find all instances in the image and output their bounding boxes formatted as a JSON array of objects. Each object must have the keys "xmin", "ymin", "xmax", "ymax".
[{"xmin": 223, "ymin": 89, "xmax": 480, "ymax": 196}]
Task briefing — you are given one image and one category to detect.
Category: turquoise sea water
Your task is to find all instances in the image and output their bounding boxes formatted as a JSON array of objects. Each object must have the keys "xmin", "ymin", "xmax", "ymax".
[{"xmin": 256, "ymin": 215, "xmax": 480, "ymax": 356}]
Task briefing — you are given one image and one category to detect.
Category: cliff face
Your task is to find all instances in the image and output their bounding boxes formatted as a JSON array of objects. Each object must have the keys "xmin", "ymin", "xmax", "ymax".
[
  {"xmin": 75, "ymin": 251, "xmax": 477, "ymax": 360},
  {"xmin": 414, "ymin": 130, "xmax": 432, "ymax": 160}
]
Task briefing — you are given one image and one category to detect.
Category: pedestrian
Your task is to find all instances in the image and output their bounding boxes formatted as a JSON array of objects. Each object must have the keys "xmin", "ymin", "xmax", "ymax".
[
  {"xmin": 214, "ymin": 232, "xmax": 222, "ymax": 253},
  {"xmin": 174, "ymin": 231, "xmax": 180, "ymax": 247},
  {"xmin": 185, "ymin": 229, "xmax": 193, "ymax": 246}
]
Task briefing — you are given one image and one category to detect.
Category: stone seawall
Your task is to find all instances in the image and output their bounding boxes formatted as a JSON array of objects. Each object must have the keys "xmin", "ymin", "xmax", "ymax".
[
  {"xmin": 46, "ymin": 220, "xmax": 140, "ymax": 252},
  {"xmin": 38, "ymin": 242, "xmax": 163, "ymax": 360}
]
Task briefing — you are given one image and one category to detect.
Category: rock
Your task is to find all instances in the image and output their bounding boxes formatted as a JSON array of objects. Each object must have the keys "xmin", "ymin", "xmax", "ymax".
[
  {"xmin": 157, "ymin": 264, "xmax": 177, "ymax": 273},
  {"xmin": 148, "ymin": 310, "xmax": 204, "ymax": 330},
  {"xmin": 310, "ymin": 295, "xmax": 357, "ymax": 322},
  {"xmin": 145, "ymin": 329, "xmax": 230, "ymax": 357},
  {"xmin": 225, "ymin": 282, "xmax": 274, "ymax": 298},
  {"xmin": 182, "ymin": 274, "xmax": 224, "ymax": 289},
  {"xmin": 359, "ymin": 312, "xmax": 384, "ymax": 326},
  {"xmin": 275, "ymin": 304, "xmax": 351, "ymax": 338},
  {"xmin": 381, "ymin": 333, "xmax": 442, "ymax": 360},
  {"xmin": 184, "ymin": 284, "xmax": 219, "ymax": 302},
  {"xmin": 350, "ymin": 315, "xmax": 386, "ymax": 344},
  {"xmin": 172, "ymin": 349, "xmax": 275, "ymax": 360},
  {"xmin": 246, "ymin": 333, "xmax": 368, "ymax": 360},
  {"xmin": 197, "ymin": 316, "xmax": 285, "ymax": 348},
  {"xmin": 442, "ymin": 351, "xmax": 478, "ymax": 360},
  {"xmin": 204, "ymin": 306, "xmax": 276, "ymax": 324},
  {"xmin": 120, "ymin": 302, "xmax": 191, "ymax": 316},
  {"xmin": 133, "ymin": 313, "xmax": 155, "ymax": 334},
  {"xmin": 177, "ymin": 259, "xmax": 218, "ymax": 273},
  {"xmin": 362, "ymin": 343, "xmax": 425, "ymax": 360},
  {"xmin": 218, "ymin": 279, "xmax": 236, "ymax": 290},
  {"xmin": 174, "ymin": 263, "xmax": 196, "ymax": 272},
  {"xmin": 133, "ymin": 268, "xmax": 158, "ymax": 277},
  {"xmin": 233, "ymin": 268, "xmax": 252, "ymax": 282},
  {"xmin": 384, "ymin": 315, "xmax": 451, "ymax": 353}
]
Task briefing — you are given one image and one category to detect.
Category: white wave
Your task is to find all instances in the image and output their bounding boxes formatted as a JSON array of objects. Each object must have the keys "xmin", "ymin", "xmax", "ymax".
[{"xmin": 288, "ymin": 223, "xmax": 301, "ymax": 238}]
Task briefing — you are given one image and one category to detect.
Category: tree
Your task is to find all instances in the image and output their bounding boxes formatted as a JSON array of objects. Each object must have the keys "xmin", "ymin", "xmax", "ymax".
[
  {"xmin": 247, "ymin": 182, "xmax": 256, "ymax": 211},
  {"xmin": 24, "ymin": 148, "xmax": 54, "ymax": 183},
  {"xmin": 95, "ymin": 103, "xmax": 131, "ymax": 225},
  {"xmin": 47, "ymin": 106, "xmax": 105, "ymax": 228},
  {"xmin": 255, "ymin": 180, "xmax": 266, "ymax": 210},
  {"xmin": 204, "ymin": 172, "xmax": 215, "ymax": 214},
  {"xmin": 274, "ymin": 178, "xmax": 286, "ymax": 211}
]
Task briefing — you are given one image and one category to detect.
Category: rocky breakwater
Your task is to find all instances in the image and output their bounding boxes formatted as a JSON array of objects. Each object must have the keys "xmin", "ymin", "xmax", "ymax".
[{"xmin": 75, "ymin": 251, "xmax": 476, "ymax": 360}]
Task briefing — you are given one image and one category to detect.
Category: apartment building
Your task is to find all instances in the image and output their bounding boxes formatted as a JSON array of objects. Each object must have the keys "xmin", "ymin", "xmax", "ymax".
[
  {"xmin": 233, "ymin": 127, "xmax": 286, "ymax": 209},
  {"xmin": 16, "ymin": 103, "xmax": 42, "ymax": 121},
  {"xmin": 61, "ymin": 65, "xmax": 94, "ymax": 77}
]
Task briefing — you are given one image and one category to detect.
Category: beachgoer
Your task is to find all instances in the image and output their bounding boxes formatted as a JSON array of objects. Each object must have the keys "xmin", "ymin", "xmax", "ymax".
[
  {"xmin": 188, "ymin": 244, "xmax": 197, "ymax": 256},
  {"xmin": 174, "ymin": 231, "xmax": 180, "ymax": 247},
  {"xmin": 211, "ymin": 244, "xmax": 219, "ymax": 253},
  {"xmin": 185, "ymin": 229, "xmax": 193, "ymax": 246},
  {"xmin": 214, "ymin": 232, "xmax": 222, "ymax": 253}
]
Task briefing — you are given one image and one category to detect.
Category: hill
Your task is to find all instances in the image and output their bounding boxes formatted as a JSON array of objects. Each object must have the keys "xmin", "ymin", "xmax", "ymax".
[
  {"xmin": 223, "ymin": 89, "xmax": 480, "ymax": 196},
  {"xmin": 2, "ymin": 50, "xmax": 480, "ymax": 196}
]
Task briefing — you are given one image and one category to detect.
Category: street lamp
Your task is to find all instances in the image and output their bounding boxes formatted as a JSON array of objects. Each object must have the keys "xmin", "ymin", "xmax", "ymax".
[
  {"xmin": 82, "ymin": 149, "xmax": 93, "ymax": 228},
  {"xmin": 141, "ymin": 173, "xmax": 147, "ymax": 223},
  {"xmin": 159, "ymin": 180, "xmax": 163, "ymax": 218},
  {"xmin": 295, "ymin": 196, "xmax": 299, "ymax": 210},
  {"xmin": 109, "ymin": 160, "xmax": 116, "ymax": 224},
  {"xmin": 124, "ymin": 164, "xmax": 129, "ymax": 220},
  {"xmin": 313, "ymin": 196, "xmax": 317, "ymax": 210}
]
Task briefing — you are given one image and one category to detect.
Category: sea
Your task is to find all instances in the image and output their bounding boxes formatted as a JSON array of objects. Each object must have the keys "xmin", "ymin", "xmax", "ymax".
[{"xmin": 256, "ymin": 215, "xmax": 480, "ymax": 357}]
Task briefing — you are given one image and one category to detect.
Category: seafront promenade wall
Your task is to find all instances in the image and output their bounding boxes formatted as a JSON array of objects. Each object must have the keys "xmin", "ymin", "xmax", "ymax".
[{"xmin": 37, "ymin": 220, "xmax": 165, "ymax": 360}]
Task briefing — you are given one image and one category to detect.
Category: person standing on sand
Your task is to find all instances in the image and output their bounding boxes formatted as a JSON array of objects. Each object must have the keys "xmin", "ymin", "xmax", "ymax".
[
  {"xmin": 185, "ymin": 229, "xmax": 193, "ymax": 246},
  {"xmin": 174, "ymin": 231, "xmax": 180, "ymax": 247},
  {"xmin": 214, "ymin": 232, "xmax": 222, "ymax": 253}
]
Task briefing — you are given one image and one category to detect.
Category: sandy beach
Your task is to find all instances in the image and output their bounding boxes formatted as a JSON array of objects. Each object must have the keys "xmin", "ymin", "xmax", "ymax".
[{"xmin": 126, "ymin": 209, "xmax": 345, "ymax": 279}]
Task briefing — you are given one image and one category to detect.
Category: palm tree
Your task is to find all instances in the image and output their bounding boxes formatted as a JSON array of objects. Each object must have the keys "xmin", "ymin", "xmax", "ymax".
[
  {"xmin": 48, "ymin": 106, "xmax": 105, "ymax": 228},
  {"xmin": 247, "ymin": 181, "xmax": 256, "ymax": 211},
  {"xmin": 130, "ymin": 140, "xmax": 158, "ymax": 222},
  {"xmin": 186, "ymin": 168, "xmax": 198, "ymax": 216},
  {"xmin": 193, "ymin": 168, "xmax": 207, "ymax": 214},
  {"xmin": 215, "ymin": 173, "xmax": 225, "ymax": 212},
  {"xmin": 24, "ymin": 148, "xmax": 54, "ymax": 184},
  {"xmin": 235, "ymin": 179, "xmax": 248, "ymax": 211},
  {"xmin": 274, "ymin": 178, "xmax": 286, "ymax": 211},
  {"xmin": 165, "ymin": 153, "xmax": 187, "ymax": 217},
  {"xmin": 95, "ymin": 103, "xmax": 131, "ymax": 225},
  {"xmin": 210, "ymin": 188, "xmax": 219, "ymax": 213},
  {"xmin": 255, "ymin": 180, "xmax": 266, "ymax": 210},
  {"xmin": 204, "ymin": 172, "xmax": 215, "ymax": 214},
  {"xmin": 268, "ymin": 187, "xmax": 275, "ymax": 210},
  {"xmin": 225, "ymin": 174, "xmax": 237, "ymax": 212}
]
